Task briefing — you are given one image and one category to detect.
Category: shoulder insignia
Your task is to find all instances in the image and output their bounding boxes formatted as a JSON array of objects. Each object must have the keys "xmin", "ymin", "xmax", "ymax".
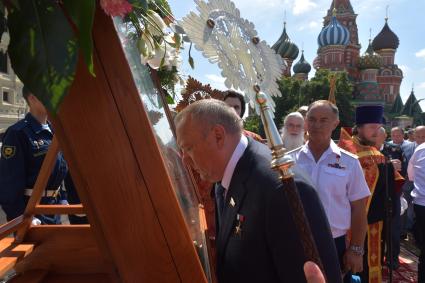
[
  {"xmin": 339, "ymin": 148, "xmax": 359, "ymax": 159},
  {"xmin": 2, "ymin": 146, "xmax": 16, "ymax": 159}
]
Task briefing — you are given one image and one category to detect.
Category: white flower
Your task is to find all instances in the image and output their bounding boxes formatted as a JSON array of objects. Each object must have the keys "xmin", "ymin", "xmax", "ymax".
[
  {"xmin": 146, "ymin": 10, "xmax": 167, "ymax": 37},
  {"xmin": 147, "ymin": 44, "xmax": 166, "ymax": 69}
]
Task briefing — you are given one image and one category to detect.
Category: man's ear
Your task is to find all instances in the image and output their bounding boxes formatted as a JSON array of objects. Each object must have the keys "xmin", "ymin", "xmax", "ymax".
[
  {"xmin": 333, "ymin": 119, "xmax": 340, "ymax": 130},
  {"xmin": 211, "ymin": 124, "xmax": 226, "ymax": 148}
]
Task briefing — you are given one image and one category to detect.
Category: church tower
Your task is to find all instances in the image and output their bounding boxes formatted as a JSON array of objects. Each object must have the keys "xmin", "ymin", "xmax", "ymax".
[
  {"xmin": 315, "ymin": 0, "xmax": 361, "ymax": 80},
  {"xmin": 357, "ymin": 40, "xmax": 383, "ymax": 103},
  {"xmin": 293, "ymin": 50, "xmax": 311, "ymax": 81},
  {"xmin": 272, "ymin": 22, "xmax": 299, "ymax": 77},
  {"xmin": 372, "ymin": 17, "xmax": 403, "ymax": 104},
  {"xmin": 316, "ymin": 8, "xmax": 350, "ymax": 71}
]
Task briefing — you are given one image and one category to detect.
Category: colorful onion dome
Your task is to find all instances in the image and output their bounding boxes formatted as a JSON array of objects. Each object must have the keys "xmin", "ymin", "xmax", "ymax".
[
  {"xmin": 272, "ymin": 22, "xmax": 299, "ymax": 60},
  {"xmin": 293, "ymin": 51, "xmax": 311, "ymax": 74},
  {"xmin": 317, "ymin": 9, "xmax": 350, "ymax": 48},
  {"xmin": 313, "ymin": 56, "xmax": 321, "ymax": 69},
  {"xmin": 358, "ymin": 41, "xmax": 383, "ymax": 69},
  {"xmin": 372, "ymin": 19, "xmax": 399, "ymax": 50}
]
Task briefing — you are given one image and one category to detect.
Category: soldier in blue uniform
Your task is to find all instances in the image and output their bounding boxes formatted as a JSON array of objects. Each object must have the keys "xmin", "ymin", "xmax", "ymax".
[{"xmin": 0, "ymin": 87, "xmax": 68, "ymax": 224}]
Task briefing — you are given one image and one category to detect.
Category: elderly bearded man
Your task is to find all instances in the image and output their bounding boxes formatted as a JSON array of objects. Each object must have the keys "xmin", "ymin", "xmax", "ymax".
[
  {"xmin": 339, "ymin": 105, "xmax": 402, "ymax": 283},
  {"xmin": 289, "ymin": 101, "xmax": 370, "ymax": 282},
  {"xmin": 280, "ymin": 112, "xmax": 305, "ymax": 150},
  {"xmin": 175, "ymin": 99, "xmax": 341, "ymax": 283}
]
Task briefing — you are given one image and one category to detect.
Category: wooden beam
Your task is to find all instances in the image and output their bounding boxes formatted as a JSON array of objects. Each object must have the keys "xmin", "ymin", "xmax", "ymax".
[
  {"xmin": 9, "ymin": 270, "xmax": 115, "ymax": 283},
  {"xmin": 0, "ymin": 216, "xmax": 24, "ymax": 240},
  {"xmin": 14, "ymin": 225, "xmax": 114, "ymax": 276},
  {"xmin": 0, "ymin": 238, "xmax": 35, "ymax": 278},
  {"xmin": 8, "ymin": 270, "xmax": 48, "ymax": 283},
  {"xmin": 33, "ymin": 205, "xmax": 85, "ymax": 215},
  {"xmin": 0, "ymin": 257, "xmax": 18, "ymax": 278},
  {"xmin": 92, "ymin": 10, "xmax": 208, "ymax": 283},
  {"xmin": 47, "ymin": 6, "xmax": 206, "ymax": 282},
  {"xmin": 15, "ymin": 138, "xmax": 60, "ymax": 242}
]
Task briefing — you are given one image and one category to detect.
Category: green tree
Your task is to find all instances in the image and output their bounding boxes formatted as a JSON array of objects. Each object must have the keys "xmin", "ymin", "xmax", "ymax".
[
  {"xmin": 273, "ymin": 69, "xmax": 355, "ymax": 129},
  {"xmin": 244, "ymin": 114, "xmax": 261, "ymax": 134}
]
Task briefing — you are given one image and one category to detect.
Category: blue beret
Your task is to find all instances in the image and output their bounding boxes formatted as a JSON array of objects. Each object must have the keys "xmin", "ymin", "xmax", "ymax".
[{"xmin": 355, "ymin": 105, "xmax": 384, "ymax": 125}]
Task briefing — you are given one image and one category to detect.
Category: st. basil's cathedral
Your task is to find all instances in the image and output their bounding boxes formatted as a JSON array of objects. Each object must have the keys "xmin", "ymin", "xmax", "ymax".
[{"xmin": 272, "ymin": 0, "xmax": 423, "ymax": 126}]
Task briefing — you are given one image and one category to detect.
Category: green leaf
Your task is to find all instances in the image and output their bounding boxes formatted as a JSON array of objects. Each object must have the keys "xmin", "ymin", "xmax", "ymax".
[
  {"xmin": 7, "ymin": 0, "xmax": 78, "ymax": 114},
  {"xmin": 188, "ymin": 42, "xmax": 194, "ymax": 69},
  {"xmin": 137, "ymin": 37, "xmax": 147, "ymax": 56},
  {"xmin": 166, "ymin": 93, "xmax": 174, "ymax": 104},
  {"xmin": 130, "ymin": 0, "xmax": 149, "ymax": 10},
  {"xmin": 188, "ymin": 56, "xmax": 194, "ymax": 69},
  {"xmin": 63, "ymin": 0, "xmax": 95, "ymax": 76}
]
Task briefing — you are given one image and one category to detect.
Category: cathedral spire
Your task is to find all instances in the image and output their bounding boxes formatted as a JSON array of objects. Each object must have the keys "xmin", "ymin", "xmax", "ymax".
[
  {"xmin": 329, "ymin": 0, "xmax": 354, "ymax": 14},
  {"xmin": 385, "ymin": 5, "xmax": 389, "ymax": 22}
]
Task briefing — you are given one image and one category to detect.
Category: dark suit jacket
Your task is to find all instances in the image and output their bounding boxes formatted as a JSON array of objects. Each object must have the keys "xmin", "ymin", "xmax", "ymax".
[
  {"xmin": 389, "ymin": 140, "xmax": 415, "ymax": 178},
  {"xmin": 215, "ymin": 138, "xmax": 341, "ymax": 283}
]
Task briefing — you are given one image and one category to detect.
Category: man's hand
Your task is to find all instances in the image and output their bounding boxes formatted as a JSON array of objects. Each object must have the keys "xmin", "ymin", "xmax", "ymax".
[
  {"xmin": 31, "ymin": 217, "xmax": 41, "ymax": 225},
  {"xmin": 343, "ymin": 250, "xmax": 363, "ymax": 273},
  {"xmin": 304, "ymin": 261, "xmax": 325, "ymax": 283}
]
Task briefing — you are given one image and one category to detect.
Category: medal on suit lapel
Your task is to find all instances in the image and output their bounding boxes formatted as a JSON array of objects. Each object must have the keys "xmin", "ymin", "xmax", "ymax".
[
  {"xmin": 235, "ymin": 214, "xmax": 245, "ymax": 237},
  {"xmin": 230, "ymin": 197, "xmax": 236, "ymax": 207}
]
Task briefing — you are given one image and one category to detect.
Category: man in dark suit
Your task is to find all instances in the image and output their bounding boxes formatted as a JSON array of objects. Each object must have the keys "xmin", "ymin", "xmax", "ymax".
[{"xmin": 175, "ymin": 99, "xmax": 341, "ymax": 283}]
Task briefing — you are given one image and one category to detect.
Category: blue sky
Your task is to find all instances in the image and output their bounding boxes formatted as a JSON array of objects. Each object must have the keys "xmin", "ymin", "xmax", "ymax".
[{"xmin": 168, "ymin": 0, "xmax": 425, "ymax": 110}]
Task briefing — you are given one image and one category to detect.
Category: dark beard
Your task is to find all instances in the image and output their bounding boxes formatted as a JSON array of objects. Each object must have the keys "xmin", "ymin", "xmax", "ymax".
[{"xmin": 357, "ymin": 135, "xmax": 375, "ymax": 146}]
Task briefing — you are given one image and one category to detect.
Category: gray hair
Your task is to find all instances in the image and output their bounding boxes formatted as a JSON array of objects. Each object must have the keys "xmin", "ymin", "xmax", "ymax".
[
  {"xmin": 175, "ymin": 99, "xmax": 243, "ymax": 136},
  {"xmin": 307, "ymin": 100, "xmax": 340, "ymax": 120},
  {"xmin": 283, "ymin": 112, "xmax": 304, "ymax": 127}
]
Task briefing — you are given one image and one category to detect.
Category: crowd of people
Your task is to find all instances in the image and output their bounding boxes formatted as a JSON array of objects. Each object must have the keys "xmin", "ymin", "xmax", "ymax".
[
  {"xmin": 1, "ymin": 86, "xmax": 424, "ymax": 283},
  {"xmin": 278, "ymin": 100, "xmax": 425, "ymax": 283}
]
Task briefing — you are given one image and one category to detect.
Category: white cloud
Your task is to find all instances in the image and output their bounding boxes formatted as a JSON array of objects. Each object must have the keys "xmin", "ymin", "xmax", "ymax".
[
  {"xmin": 293, "ymin": 0, "xmax": 318, "ymax": 15},
  {"xmin": 418, "ymin": 82, "xmax": 425, "ymax": 89},
  {"xmin": 205, "ymin": 74, "xmax": 226, "ymax": 90},
  {"xmin": 309, "ymin": 21, "xmax": 320, "ymax": 29},
  {"xmin": 297, "ymin": 20, "xmax": 321, "ymax": 32},
  {"xmin": 416, "ymin": 49, "xmax": 425, "ymax": 59}
]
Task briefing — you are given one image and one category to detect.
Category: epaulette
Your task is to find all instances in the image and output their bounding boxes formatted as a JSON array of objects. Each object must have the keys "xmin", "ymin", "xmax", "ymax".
[
  {"xmin": 8, "ymin": 118, "xmax": 28, "ymax": 131},
  {"xmin": 286, "ymin": 145, "xmax": 303, "ymax": 155},
  {"xmin": 339, "ymin": 147, "xmax": 359, "ymax": 159}
]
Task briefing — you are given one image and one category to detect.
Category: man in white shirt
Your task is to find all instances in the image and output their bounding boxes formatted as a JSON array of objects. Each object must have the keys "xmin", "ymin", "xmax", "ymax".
[
  {"xmin": 408, "ymin": 141, "xmax": 425, "ymax": 283},
  {"xmin": 289, "ymin": 100, "xmax": 370, "ymax": 282}
]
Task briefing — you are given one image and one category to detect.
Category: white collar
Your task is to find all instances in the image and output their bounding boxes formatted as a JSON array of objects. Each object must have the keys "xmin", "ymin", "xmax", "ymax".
[
  {"xmin": 221, "ymin": 135, "xmax": 248, "ymax": 189},
  {"xmin": 301, "ymin": 140, "xmax": 341, "ymax": 161}
]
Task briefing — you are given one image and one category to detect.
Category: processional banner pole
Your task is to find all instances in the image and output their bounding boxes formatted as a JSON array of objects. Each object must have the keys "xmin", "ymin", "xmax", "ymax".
[{"xmin": 180, "ymin": 0, "xmax": 324, "ymax": 273}]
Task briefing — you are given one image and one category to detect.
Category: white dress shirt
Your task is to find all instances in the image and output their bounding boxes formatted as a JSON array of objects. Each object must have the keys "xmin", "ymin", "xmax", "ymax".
[
  {"xmin": 408, "ymin": 142, "xmax": 425, "ymax": 206},
  {"xmin": 288, "ymin": 140, "xmax": 370, "ymax": 238},
  {"xmin": 221, "ymin": 135, "xmax": 248, "ymax": 194}
]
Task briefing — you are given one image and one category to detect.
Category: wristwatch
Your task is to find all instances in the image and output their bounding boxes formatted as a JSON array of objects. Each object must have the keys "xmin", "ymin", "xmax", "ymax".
[{"xmin": 349, "ymin": 245, "xmax": 364, "ymax": 256}]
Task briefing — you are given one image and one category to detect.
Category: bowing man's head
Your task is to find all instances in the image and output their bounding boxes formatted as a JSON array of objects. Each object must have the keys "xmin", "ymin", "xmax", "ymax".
[{"xmin": 175, "ymin": 99, "xmax": 243, "ymax": 183}]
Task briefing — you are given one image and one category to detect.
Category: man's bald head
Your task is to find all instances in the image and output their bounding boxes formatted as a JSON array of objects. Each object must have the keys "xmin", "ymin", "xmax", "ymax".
[
  {"xmin": 375, "ymin": 127, "xmax": 387, "ymax": 149},
  {"xmin": 415, "ymin": 126, "xmax": 425, "ymax": 145},
  {"xmin": 175, "ymin": 99, "xmax": 243, "ymax": 137}
]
